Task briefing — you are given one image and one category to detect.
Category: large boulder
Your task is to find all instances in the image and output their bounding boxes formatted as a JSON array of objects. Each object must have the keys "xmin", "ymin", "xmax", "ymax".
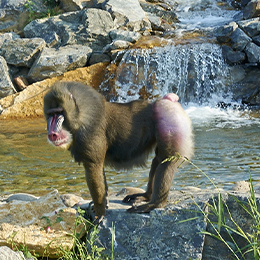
[
  {"xmin": 28, "ymin": 44, "xmax": 92, "ymax": 81},
  {"xmin": 0, "ymin": 63, "xmax": 110, "ymax": 119},
  {"xmin": 24, "ymin": 9, "xmax": 114, "ymax": 51},
  {"xmin": 0, "ymin": 38, "xmax": 46, "ymax": 67},
  {"xmin": 104, "ymin": 0, "xmax": 151, "ymax": 31}
]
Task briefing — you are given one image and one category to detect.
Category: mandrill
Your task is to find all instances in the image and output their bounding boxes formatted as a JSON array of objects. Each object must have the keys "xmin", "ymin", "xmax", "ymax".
[{"xmin": 44, "ymin": 81, "xmax": 193, "ymax": 221}]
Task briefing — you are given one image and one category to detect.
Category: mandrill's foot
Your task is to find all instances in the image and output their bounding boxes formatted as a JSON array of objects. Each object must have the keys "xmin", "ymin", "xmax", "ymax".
[
  {"xmin": 122, "ymin": 192, "xmax": 150, "ymax": 205},
  {"xmin": 127, "ymin": 203, "xmax": 157, "ymax": 213}
]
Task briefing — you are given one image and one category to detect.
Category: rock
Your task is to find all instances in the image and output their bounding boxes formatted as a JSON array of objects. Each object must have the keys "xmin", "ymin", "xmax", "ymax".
[
  {"xmin": 104, "ymin": 40, "xmax": 131, "ymax": 52},
  {"xmin": 222, "ymin": 45, "xmax": 246, "ymax": 64},
  {"xmin": 238, "ymin": 17, "xmax": 260, "ymax": 37},
  {"xmin": 0, "ymin": 38, "xmax": 46, "ymax": 68},
  {"xmin": 243, "ymin": 0, "xmax": 260, "ymax": 19},
  {"xmin": 0, "ymin": 246, "xmax": 30, "ymax": 260},
  {"xmin": 245, "ymin": 41, "xmax": 260, "ymax": 63},
  {"xmin": 24, "ymin": 9, "xmax": 114, "ymax": 51},
  {"xmin": 13, "ymin": 76, "xmax": 29, "ymax": 91},
  {"xmin": 0, "ymin": 188, "xmax": 260, "ymax": 259},
  {"xmin": 0, "ymin": 56, "xmax": 17, "ymax": 98},
  {"xmin": 232, "ymin": 68, "xmax": 260, "ymax": 105},
  {"xmin": 0, "ymin": 0, "xmax": 47, "ymax": 33},
  {"xmin": 60, "ymin": 193, "xmax": 84, "ymax": 207},
  {"xmin": 216, "ymin": 22, "xmax": 238, "ymax": 44},
  {"xmin": 105, "ymin": 0, "xmax": 151, "ymax": 31},
  {"xmin": 0, "ymin": 32, "xmax": 20, "ymax": 48},
  {"xmin": 252, "ymin": 33, "xmax": 260, "ymax": 45},
  {"xmin": 5, "ymin": 193, "xmax": 39, "ymax": 202},
  {"xmin": 230, "ymin": 27, "xmax": 252, "ymax": 51},
  {"xmin": 96, "ymin": 189, "xmax": 260, "ymax": 259},
  {"xmin": 116, "ymin": 187, "xmax": 146, "ymax": 196},
  {"xmin": 88, "ymin": 53, "xmax": 111, "ymax": 65},
  {"xmin": 28, "ymin": 44, "xmax": 92, "ymax": 81},
  {"xmin": 59, "ymin": 0, "xmax": 96, "ymax": 11},
  {"xmin": 109, "ymin": 29, "xmax": 142, "ymax": 43},
  {"xmin": 140, "ymin": 1, "xmax": 179, "ymax": 24},
  {"xmin": 0, "ymin": 190, "xmax": 85, "ymax": 258},
  {"xmin": 232, "ymin": 180, "xmax": 251, "ymax": 192},
  {"xmin": 0, "ymin": 63, "xmax": 109, "ymax": 119},
  {"xmin": 98, "ymin": 200, "xmax": 205, "ymax": 259}
]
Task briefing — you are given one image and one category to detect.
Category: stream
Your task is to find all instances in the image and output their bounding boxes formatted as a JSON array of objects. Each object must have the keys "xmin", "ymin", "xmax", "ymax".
[{"xmin": 0, "ymin": 0, "xmax": 259, "ymax": 198}]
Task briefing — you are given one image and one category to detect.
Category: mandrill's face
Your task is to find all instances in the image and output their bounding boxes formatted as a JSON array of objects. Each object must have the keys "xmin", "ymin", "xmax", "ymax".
[{"xmin": 46, "ymin": 109, "xmax": 72, "ymax": 150}]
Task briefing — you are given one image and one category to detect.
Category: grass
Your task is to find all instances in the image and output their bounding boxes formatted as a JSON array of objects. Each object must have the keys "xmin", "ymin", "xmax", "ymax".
[
  {"xmin": 8, "ymin": 207, "xmax": 114, "ymax": 260},
  {"xmin": 181, "ymin": 156, "xmax": 260, "ymax": 260},
  {"xmin": 25, "ymin": 0, "xmax": 62, "ymax": 23}
]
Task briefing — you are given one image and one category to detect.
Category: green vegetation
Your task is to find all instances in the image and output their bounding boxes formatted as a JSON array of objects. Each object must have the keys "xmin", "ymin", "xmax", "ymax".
[
  {"xmin": 7, "ymin": 207, "xmax": 114, "ymax": 260},
  {"xmin": 56, "ymin": 208, "xmax": 113, "ymax": 260},
  {"xmin": 25, "ymin": 0, "xmax": 62, "ymax": 23},
  {"xmin": 184, "ymin": 158, "xmax": 260, "ymax": 260}
]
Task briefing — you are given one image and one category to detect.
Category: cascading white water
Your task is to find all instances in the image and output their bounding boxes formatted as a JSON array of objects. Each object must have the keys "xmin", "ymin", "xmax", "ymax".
[{"xmin": 114, "ymin": 42, "xmax": 232, "ymax": 105}]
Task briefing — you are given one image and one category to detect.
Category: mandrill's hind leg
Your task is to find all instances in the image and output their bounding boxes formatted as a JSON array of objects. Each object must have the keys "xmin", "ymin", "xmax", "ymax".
[
  {"xmin": 126, "ymin": 157, "xmax": 178, "ymax": 213},
  {"xmin": 123, "ymin": 155, "xmax": 160, "ymax": 204}
]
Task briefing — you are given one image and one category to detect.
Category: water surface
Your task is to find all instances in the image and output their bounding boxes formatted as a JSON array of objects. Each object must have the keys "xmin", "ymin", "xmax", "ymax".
[{"xmin": 0, "ymin": 107, "xmax": 259, "ymax": 199}]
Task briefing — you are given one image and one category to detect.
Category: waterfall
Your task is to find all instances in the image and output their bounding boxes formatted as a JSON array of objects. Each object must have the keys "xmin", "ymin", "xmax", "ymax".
[{"xmin": 114, "ymin": 42, "xmax": 232, "ymax": 105}]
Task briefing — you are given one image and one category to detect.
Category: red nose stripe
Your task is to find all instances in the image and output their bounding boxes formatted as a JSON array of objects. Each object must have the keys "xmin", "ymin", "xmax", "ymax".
[{"xmin": 49, "ymin": 114, "xmax": 57, "ymax": 133}]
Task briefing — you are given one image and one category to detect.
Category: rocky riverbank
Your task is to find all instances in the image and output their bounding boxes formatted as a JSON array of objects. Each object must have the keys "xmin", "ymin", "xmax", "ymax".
[{"xmin": 0, "ymin": 182, "xmax": 258, "ymax": 259}]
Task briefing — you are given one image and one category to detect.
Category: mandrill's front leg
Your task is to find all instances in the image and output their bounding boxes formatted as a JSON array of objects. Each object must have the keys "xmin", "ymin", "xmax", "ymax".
[{"xmin": 83, "ymin": 162, "xmax": 108, "ymax": 222}]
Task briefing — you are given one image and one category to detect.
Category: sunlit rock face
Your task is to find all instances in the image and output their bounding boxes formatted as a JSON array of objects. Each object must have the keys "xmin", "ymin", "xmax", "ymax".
[{"xmin": 0, "ymin": 190, "xmax": 85, "ymax": 258}]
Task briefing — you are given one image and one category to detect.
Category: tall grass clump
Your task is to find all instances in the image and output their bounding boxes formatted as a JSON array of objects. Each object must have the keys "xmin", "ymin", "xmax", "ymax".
[{"xmin": 175, "ymin": 154, "xmax": 260, "ymax": 260}]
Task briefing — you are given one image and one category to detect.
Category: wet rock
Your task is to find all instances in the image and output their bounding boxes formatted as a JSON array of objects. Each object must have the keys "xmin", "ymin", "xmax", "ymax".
[
  {"xmin": 216, "ymin": 21, "xmax": 238, "ymax": 43},
  {"xmin": 245, "ymin": 41, "xmax": 260, "ymax": 63},
  {"xmin": 109, "ymin": 29, "xmax": 142, "ymax": 43},
  {"xmin": 140, "ymin": 1, "xmax": 179, "ymax": 24},
  {"xmin": 243, "ymin": 0, "xmax": 260, "ymax": 19},
  {"xmin": 230, "ymin": 27, "xmax": 252, "ymax": 51},
  {"xmin": 28, "ymin": 44, "xmax": 92, "ymax": 81},
  {"xmin": 252, "ymin": 34, "xmax": 260, "ymax": 45},
  {"xmin": 238, "ymin": 17, "xmax": 260, "ymax": 37},
  {"xmin": 0, "ymin": 38, "xmax": 46, "ymax": 67},
  {"xmin": 105, "ymin": 0, "xmax": 151, "ymax": 31},
  {"xmin": 89, "ymin": 53, "xmax": 111, "ymax": 65},
  {"xmin": 103, "ymin": 40, "xmax": 131, "ymax": 53},
  {"xmin": 222, "ymin": 45, "xmax": 246, "ymax": 64},
  {"xmin": 232, "ymin": 68, "xmax": 260, "ymax": 105}
]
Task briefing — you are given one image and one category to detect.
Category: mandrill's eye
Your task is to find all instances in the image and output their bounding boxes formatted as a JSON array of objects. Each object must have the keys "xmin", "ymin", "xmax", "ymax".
[{"xmin": 47, "ymin": 107, "xmax": 63, "ymax": 115}]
